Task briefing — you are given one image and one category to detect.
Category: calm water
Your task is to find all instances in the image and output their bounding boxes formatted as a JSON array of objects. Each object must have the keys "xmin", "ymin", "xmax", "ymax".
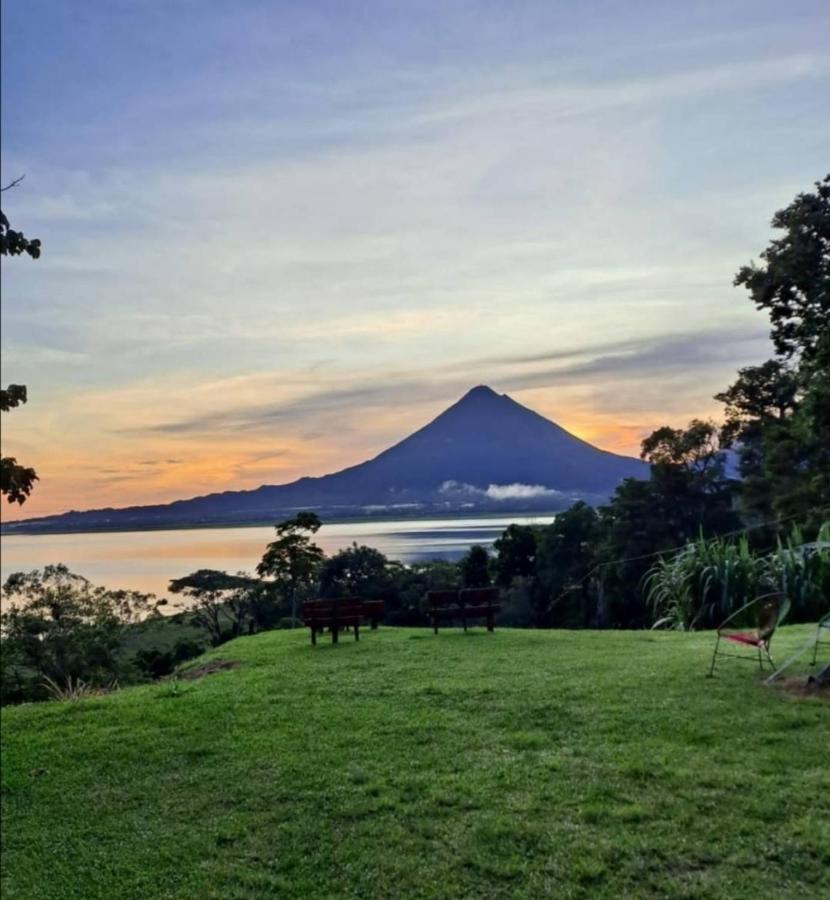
[{"xmin": 0, "ymin": 515, "xmax": 553, "ymax": 600}]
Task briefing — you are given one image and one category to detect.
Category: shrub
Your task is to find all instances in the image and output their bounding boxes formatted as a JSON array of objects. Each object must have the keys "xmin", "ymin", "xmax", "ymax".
[{"xmin": 1, "ymin": 565, "xmax": 156, "ymax": 704}]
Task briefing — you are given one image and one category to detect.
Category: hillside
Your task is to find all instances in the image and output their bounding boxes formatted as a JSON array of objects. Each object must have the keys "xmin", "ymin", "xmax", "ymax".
[
  {"xmin": 4, "ymin": 386, "xmax": 647, "ymax": 533},
  {"xmin": 2, "ymin": 626, "xmax": 827, "ymax": 899}
]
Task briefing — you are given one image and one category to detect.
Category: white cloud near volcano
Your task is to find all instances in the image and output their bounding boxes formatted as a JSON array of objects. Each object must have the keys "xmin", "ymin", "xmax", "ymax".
[
  {"xmin": 485, "ymin": 483, "xmax": 561, "ymax": 501},
  {"xmin": 440, "ymin": 480, "xmax": 560, "ymax": 501}
]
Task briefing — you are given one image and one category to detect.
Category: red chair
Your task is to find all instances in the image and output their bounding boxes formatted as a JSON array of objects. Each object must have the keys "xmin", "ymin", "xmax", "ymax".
[{"xmin": 708, "ymin": 593, "xmax": 790, "ymax": 676}]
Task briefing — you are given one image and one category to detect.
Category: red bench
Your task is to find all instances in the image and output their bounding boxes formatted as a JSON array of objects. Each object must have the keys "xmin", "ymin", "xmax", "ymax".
[
  {"xmin": 426, "ymin": 587, "xmax": 500, "ymax": 634},
  {"xmin": 303, "ymin": 597, "xmax": 385, "ymax": 645}
]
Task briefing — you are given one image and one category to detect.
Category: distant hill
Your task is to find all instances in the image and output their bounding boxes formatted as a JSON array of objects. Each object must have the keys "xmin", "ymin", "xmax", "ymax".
[{"xmin": 3, "ymin": 386, "xmax": 648, "ymax": 533}]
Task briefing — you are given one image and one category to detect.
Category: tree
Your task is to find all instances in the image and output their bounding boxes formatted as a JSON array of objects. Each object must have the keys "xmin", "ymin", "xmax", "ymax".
[
  {"xmin": 640, "ymin": 419, "xmax": 737, "ymax": 539},
  {"xmin": 1, "ymin": 199, "xmax": 41, "ymax": 505},
  {"xmin": 493, "ymin": 525, "xmax": 537, "ymax": 587},
  {"xmin": 459, "ymin": 545, "xmax": 491, "ymax": 588},
  {"xmin": 716, "ymin": 360, "xmax": 799, "ymax": 444},
  {"xmin": 590, "ymin": 420, "xmax": 739, "ymax": 627},
  {"xmin": 535, "ymin": 502, "xmax": 599, "ymax": 627},
  {"xmin": 0, "ymin": 385, "xmax": 38, "ymax": 503},
  {"xmin": 640, "ymin": 419, "xmax": 724, "ymax": 479},
  {"xmin": 319, "ymin": 543, "xmax": 390, "ymax": 599},
  {"xmin": 256, "ymin": 512, "xmax": 324, "ymax": 625},
  {"xmin": 168, "ymin": 569, "xmax": 260, "ymax": 643},
  {"xmin": 733, "ymin": 174, "xmax": 829, "ymax": 363},
  {"xmin": 386, "ymin": 560, "xmax": 460, "ymax": 625},
  {"xmin": 1, "ymin": 565, "xmax": 154, "ymax": 703},
  {"xmin": 719, "ymin": 175, "xmax": 830, "ymax": 527}
]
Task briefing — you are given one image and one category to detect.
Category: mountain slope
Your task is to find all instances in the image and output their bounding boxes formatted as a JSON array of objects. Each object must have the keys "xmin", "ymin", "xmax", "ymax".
[{"xmin": 4, "ymin": 386, "xmax": 648, "ymax": 532}]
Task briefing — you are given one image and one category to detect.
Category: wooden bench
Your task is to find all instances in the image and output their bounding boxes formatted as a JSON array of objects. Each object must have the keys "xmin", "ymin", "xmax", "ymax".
[
  {"xmin": 426, "ymin": 587, "xmax": 500, "ymax": 634},
  {"xmin": 303, "ymin": 597, "xmax": 385, "ymax": 644}
]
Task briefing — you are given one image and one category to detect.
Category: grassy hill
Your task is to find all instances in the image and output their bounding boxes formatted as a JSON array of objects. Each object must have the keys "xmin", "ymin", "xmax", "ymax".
[{"xmin": 2, "ymin": 626, "xmax": 828, "ymax": 899}]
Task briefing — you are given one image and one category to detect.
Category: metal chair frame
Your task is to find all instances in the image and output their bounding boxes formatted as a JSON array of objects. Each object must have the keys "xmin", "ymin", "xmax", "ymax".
[
  {"xmin": 810, "ymin": 611, "xmax": 830, "ymax": 667},
  {"xmin": 708, "ymin": 592, "xmax": 790, "ymax": 677}
]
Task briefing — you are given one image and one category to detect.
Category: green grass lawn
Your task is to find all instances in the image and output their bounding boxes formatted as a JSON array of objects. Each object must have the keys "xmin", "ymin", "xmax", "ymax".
[{"xmin": 2, "ymin": 625, "xmax": 828, "ymax": 899}]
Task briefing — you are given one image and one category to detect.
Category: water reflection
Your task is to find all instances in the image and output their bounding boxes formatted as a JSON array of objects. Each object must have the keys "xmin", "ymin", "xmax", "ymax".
[{"xmin": 0, "ymin": 515, "xmax": 553, "ymax": 599}]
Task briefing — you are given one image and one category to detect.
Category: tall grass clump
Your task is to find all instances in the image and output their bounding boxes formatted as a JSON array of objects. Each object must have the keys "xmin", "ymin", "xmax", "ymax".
[
  {"xmin": 644, "ymin": 554, "xmax": 696, "ymax": 630},
  {"xmin": 766, "ymin": 523, "xmax": 830, "ymax": 622},
  {"xmin": 646, "ymin": 523, "xmax": 829, "ymax": 630}
]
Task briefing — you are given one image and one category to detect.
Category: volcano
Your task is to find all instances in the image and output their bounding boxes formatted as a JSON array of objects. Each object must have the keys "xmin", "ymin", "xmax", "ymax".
[{"xmin": 4, "ymin": 386, "xmax": 648, "ymax": 533}]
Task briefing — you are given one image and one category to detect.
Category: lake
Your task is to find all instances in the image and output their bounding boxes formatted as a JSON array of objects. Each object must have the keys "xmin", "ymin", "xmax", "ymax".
[{"xmin": 0, "ymin": 514, "xmax": 554, "ymax": 600}]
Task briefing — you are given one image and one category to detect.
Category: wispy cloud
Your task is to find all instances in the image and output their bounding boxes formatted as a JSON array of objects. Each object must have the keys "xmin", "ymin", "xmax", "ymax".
[{"xmin": 130, "ymin": 324, "xmax": 769, "ymax": 436}]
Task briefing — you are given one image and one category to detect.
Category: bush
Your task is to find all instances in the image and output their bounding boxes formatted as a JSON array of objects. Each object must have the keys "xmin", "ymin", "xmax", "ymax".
[
  {"xmin": 1, "ymin": 565, "xmax": 156, "ymax": 704},
  {"xmin": 133, "ymin": 638, "xmax": 204, "ymax": 680},
  {"xmin": 498, "ymin": 577, "xmax": 535, "ymax": 627}
]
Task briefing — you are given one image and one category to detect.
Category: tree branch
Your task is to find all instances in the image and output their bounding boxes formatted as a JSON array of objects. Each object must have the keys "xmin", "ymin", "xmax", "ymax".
[{"xmin": 1, "ymin": 174, "xmax": 26, "ymax": 192}]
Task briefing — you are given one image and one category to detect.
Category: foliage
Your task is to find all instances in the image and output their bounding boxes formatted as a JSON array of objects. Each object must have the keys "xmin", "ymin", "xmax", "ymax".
[
  {"xmin": 168, "ymin": 569, "xmax": 259, "ymax": 645},
  {"xmin": 319, "ymin": 543, "xmax": 391, "ymax": 599},
  {"xmin": 133, "ymin": 638, "xmax": 205, "ymax": 680},
  {"xmin": 492, "ymin": 524, "xmax": 537, "ymax": 586},
  {"xmin": 459, "ymin": 545, "xmax": 491, "ymax": 588},
  {"xmin": 2, "ymin": 626, "xmax": 827, "ymax": 899},
  {"xmin": 733, "ymin": 174, "xmax": 829, "ymax": 363},
  {"xmin": 645, "ymin": 536, "xmax": 763, "ymax": 630},
  {"xmin": 41, "ymin": 674, "xmax": 112, "ymax": 702},
  {"xmin": 0, "ymin": 208, "xmax": 42, "ymax": 259},
  {"xmin": 716, "ymin": 360, "xmax": 799, "ymax": 446},
  {"xmin": 385, "ymin": 560, "xmax": 460, "ymax": 625},
  {"xmin": 0, "ymin": 565, "xmax": 156, "ymax": 703},
  {"xmin": 496, "ymin": 575, "xmax": 536, "ymax": 627},
  {"xmin": 644, "ymin": 555, "xmax": 695, "ymax": 631},
  {"xmin": 765, "ymin": 523, "xmax": 830, "ymax": 622},
  {"xmin": 0, "ymin": 453, "xmax": 38, "ymax": 505},
  {"xmin": 1, "ymin": 208, "xmax": 41, "ymax": 504},
  {"xmin": 645, "ymin": 524, "xmax": 829, "ymax": 630},
  {"xmin": 641, "ymin": 419, "xmax": 724, "ymax": 476},
  {"xmin": 257, "ymin": 512, "xmax": 324, "ymax": 624},
  {"xmin": 719, "ymin": 175, "xmax": 830, "ymax": 525},
  {"xmin": 535, "ymin": 501, "xmax": 600, "ymax": 627}
]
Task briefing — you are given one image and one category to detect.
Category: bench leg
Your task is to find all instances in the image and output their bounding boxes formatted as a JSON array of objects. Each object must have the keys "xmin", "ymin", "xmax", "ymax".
[
  {"xmin": 487, "ymin": 612, "xmax": 494, "ymax": 632},
  {"xmin": 355, "ymin": 623, "xmax": 360, "ymax": 642},
  {"xmin": 463, "ymin": 613, "xmax": 468, "ymax": 633},
  {"xmin": 332, "ymin": 626, "xmax": 339, "ymax": 645},
  {"xmin": 311, "ymin": 627, "xmax": 317, "ymax": 646},
  {"xmin": 433, "ymin": 616, "xmax": 438, "ymax": 636}
]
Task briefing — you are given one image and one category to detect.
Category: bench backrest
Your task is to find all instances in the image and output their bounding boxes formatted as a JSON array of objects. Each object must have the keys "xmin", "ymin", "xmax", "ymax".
[
  {"xmin": 427, "ymin": 588, "xmax": 500, "ymax": 609},
  {"xmin": 426, "ymin": 589, "xmax": 459, "ymax": 610},
  {"xmin": 303, "ymin": 599, "xmax": 365, "ymax": 622},
  {"xmin": 459, "ymin": 587, "xmax": 499, "ymax": 607}
]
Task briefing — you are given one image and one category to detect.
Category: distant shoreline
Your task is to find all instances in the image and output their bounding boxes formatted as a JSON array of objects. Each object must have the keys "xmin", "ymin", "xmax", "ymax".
[{"xmin": 0, "ymin": 509, "xmax": 560, "ymax": 539}]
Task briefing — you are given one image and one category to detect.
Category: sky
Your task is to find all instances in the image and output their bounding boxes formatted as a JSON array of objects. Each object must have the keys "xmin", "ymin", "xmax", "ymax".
[{"xmin": 1, "ymin": 1, "xmax": 829, "ymax": 520}]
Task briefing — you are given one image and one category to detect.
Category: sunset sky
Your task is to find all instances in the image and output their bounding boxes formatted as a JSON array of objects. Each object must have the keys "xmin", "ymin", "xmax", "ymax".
[{"xmin": 2, "ymin": 1, "xmax": 829, "ymax": 520}]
